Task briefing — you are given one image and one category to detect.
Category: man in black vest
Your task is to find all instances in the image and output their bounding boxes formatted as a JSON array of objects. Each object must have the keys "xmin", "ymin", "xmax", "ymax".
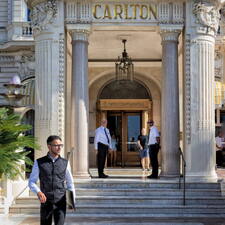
[{"xmin": 28, "ymin": 135, "xmax": 75, "ymax": 225}]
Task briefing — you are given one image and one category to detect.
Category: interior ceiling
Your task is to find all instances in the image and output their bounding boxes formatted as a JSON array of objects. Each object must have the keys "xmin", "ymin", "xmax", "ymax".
[{"xmin": 88, "ymin": 26, "xmax": 162, "ymax": 60}]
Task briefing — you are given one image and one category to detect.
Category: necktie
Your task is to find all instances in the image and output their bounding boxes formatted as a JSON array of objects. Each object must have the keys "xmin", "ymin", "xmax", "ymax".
[{"xmin": 104, "ymin": 128, "xmax": 110, "ymax": 144}]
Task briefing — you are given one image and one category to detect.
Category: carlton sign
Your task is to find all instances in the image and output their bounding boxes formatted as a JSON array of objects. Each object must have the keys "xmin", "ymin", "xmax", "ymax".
[{"xmin": 92, "ymin": 2, "xmax": 158, "ymax": 22}]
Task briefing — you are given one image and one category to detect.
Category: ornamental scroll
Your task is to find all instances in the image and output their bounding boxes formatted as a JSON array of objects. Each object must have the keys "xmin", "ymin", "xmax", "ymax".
[
  {"xmin": 30, "ymin": 0, "xmax": 57, "ymax": 32},
  {"xmin": 193, "ymin": 1, "xmax": 220, "ymax": 33}
]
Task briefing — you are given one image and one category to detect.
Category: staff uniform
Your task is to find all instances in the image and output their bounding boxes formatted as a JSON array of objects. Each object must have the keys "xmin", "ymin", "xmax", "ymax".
[
  {"xmin": 216, "ymin": 136, "xmax": 224, "ymax": 166},
  {"xmin": 148, "ymin": 126, "xmax": 160, "ymax": 178},
  {"xmin": 94, "ymin": 126, "xmax": 112, "ymax": 177}
]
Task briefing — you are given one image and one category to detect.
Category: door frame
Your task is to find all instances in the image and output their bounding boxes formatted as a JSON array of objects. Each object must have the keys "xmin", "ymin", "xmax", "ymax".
[{"xmin": 97, "ymin": 99, "xmax": 152, "ymax": 167}]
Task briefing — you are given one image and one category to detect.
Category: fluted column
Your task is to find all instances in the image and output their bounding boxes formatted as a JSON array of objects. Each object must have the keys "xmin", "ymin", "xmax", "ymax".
[
  {"xmin": 31, "ymin": 0, "xmax": 65, "ymax": 158},
  {"xmin": 160, "ymin": 26, "xmax": 182, "ymax": 177},
  {"xmin": 70, "ymin": 29, "xmax": 90, "ymax": 178},
  {"xmin": 184, "ymin": 0, "xmax": 220, "ymax": 181}
]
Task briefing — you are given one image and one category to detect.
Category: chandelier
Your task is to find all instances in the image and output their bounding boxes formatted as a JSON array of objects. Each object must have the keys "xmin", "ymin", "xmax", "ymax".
[{"xmin": 115, "ymin": 39, "xmax": 134, "ymax": 81}]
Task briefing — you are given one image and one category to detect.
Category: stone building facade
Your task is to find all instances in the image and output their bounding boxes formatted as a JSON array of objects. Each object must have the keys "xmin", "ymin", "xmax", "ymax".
[{"xmin": 1, "ymin": 0, "xmax": 225, "ymax": 184}]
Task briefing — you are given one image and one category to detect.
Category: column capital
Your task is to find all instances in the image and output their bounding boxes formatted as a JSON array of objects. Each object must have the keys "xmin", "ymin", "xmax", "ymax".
[
  {"xmin": 159, "ymin": 25, "xmax": 183, "ymax": 42},
  {"xmin": 67, "ymin": 24, "xmax": 91, "ymax": 41},
  {"xmin": 193, "ymin": 1, "xmax": 220, "ymax": 36},
  {"xmin": 30, "ymin": 0, "xmax": 58, "ymax": 36}
]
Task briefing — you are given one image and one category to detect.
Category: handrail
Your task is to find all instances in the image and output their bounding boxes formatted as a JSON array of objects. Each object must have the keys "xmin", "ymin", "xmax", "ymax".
[{"xmin": 178, "ymin": 147, "xmax": 186, "ymax": 206}]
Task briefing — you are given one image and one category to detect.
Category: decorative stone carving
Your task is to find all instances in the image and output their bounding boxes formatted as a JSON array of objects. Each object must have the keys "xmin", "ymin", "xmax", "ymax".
[
  {"xmin": 30, "ymin": 0, "xmax": 57, "ymax": 33},
  {"xmin": 184, "ymin": 35, "xmax": 191, "ymax": 144},
  {"xmin": 0, "ymin": 56, "xmax": 15, "ymax": 65},
  {"xmin": 215, "ymin": 50, "xmax": 223, "ymax": 80},
  {"xmin": 193, "ymin": 1, "xmax": 220, "ymax": 33},
  {"xmin": 17, "ymin": 54, "xmax": 35, "ymax": 80},
  {"xmin": 71, "ymin": 29, "xmax": 90, "ymax": 42},
  {"xmin": 58, "ymin": 34, "xmax": 65, "ymax": 142},
  {"xmin": 66, "ymin": 0, "xmax": 92, "ymax": 24}
]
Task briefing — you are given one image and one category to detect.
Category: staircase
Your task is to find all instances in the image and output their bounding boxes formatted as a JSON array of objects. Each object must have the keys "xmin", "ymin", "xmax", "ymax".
[{"xmin": 10, "ymin": 177, "xmax": 225, "ymax": 219}]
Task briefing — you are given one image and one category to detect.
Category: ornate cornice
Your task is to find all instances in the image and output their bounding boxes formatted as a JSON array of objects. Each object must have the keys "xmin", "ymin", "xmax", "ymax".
[
  {"xmin": 193, "ymin": 1, "xmax": 220, "ymax": 35},
  {"xmin": 30, "ymin": 0, "xmax": 57, "ymax": 34}
]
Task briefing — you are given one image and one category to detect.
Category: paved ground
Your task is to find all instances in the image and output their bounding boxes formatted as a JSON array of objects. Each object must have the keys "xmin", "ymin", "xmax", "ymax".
[
  {"xmin": 1, "ymin": 168, "xmax": 225, "ymax": 225},
  {"xmin": 1, "ymin": 214, "xmax": 225, "ymax": 225}
]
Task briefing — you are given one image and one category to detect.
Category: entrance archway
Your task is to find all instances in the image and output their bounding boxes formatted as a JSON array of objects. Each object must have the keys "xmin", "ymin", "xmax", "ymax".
[{"xmin": 97, "ymin": 80, "xmax": 152, "ymax": 167}]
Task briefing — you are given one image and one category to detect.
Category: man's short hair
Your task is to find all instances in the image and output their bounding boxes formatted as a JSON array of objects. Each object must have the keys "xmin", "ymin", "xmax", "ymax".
[{"xmin": 47, "ymin": 135, "xmax": 62, "ymax": 145}]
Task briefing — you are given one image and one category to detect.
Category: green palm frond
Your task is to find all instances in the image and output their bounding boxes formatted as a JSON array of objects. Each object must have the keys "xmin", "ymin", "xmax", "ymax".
[{"xmin": 0, "ymin": 108, "xmax": 40, "ymax": 180}]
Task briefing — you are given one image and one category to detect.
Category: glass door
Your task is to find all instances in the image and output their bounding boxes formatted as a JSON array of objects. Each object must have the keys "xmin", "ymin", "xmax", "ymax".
[
  {"xmin": 107, "ymin": 111, "xmax": 141, "ymax": 167},
  {"xmin": 123, "ymin": 112, "xmax": 141, "ymax": 167}
]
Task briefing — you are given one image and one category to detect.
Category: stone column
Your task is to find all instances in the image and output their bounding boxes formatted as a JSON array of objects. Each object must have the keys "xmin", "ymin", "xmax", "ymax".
[
  {"xmin": 160, "ymin": 26, "xmax": 182, "ymax": 177},
  {"xmin": 70, "ymin": 29, "xmax": 90, "ymax": 178},
  {"xmin": 30, "ymin": 0, "xmax": 65, "ymax": 158},
  {"xmin": 184, "ymin": 0, "xmax": 220, "ymax": 181}
]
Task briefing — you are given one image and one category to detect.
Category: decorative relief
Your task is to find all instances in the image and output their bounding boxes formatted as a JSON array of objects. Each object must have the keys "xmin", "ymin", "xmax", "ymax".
[
  {"xmin": 160, "ymin": 29, "xmax": 181, "ymax": 42},
  {"xmin": 0, "ymin": 56, "xmax": 15, "ymax": 65},
  {"xmin": 219, "ymin": 6, "xmax": 225, "ymax": 35},
  {"xmin": 58, "ymin": 34, "xmax": 65, "ymax": 141},
  {"xmin": 215, "ymin": 50, "xmax": 223, "ymax": 80},
  {"xmin": 66, "ymin": 0, "xmax": 92, "ymax": 24},
  {"xmin": 71, "ymin": 29, "xmax": 90, "ymax": 41},
  {"xmin": 184, "ymin": 35, "xmax": 191, "ymax": 144},
  {"xmin": 30, "ymin": 0, "xmax": 57, "ymax": 33},
  {"xmin": 17, "ymin": 54, "xmax": 35, "ymax": 80},
  {"xmin": 193, "ymin": 1, "xmax": 220, "ymax": 34}
]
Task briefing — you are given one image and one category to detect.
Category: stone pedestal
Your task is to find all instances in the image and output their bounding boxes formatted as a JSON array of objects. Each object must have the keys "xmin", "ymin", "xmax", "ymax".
[
  {"xmin": 70, "ymin": 29, "xmax": 90, "ymax": 178},
  {"xmin": 160, "ymin": 26, "xmax": 182, "ymax": 177}
]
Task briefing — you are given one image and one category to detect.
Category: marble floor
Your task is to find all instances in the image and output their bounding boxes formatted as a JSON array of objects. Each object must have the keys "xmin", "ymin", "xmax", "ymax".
[{"xmin": 1, "ymin": 167, "xmax": 225, "ymax": 225}]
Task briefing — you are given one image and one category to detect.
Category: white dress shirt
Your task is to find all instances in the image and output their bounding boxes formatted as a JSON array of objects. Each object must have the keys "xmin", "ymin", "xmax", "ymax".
[
  {"xmin": 216, "ymin": 136, "xmax": 223, "ymax": 151},
  {"xmin": 28, "ymin": 155, "xmax": 76, "ymax": 203},
  {"xmin": 94, "ymin": 126, "xmax": 112, "ymax": 150},
  {"xmin": 148, "ymin": 125, "xmax": 160, "ymax": 145}
]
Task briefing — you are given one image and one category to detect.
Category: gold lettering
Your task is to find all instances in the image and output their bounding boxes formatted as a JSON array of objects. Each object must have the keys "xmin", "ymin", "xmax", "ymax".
[
  {"xmin": 130, "ymin": 4, "xmax": 139, "ymax": 19},
  {"xmin": 114, "ymin": 4, "xmax": 123, "ymax": 19},
  {"xmin": 149, "ymin": 4, "xmax": 157, "ymax": 19},
  {"xmin": 103, "ymin": 4, "xmax": 112, "ymax": 19},
  {"xmin": 93, "ymin": 4, "xmax": 102, "ymax": 19},
  {"xmin": 124, "ymin": 4, "xmax": 132, "ymax": 19},
  {"xmin": 140, "ymin": 5, "xmax": 148, "ymax": 19}
]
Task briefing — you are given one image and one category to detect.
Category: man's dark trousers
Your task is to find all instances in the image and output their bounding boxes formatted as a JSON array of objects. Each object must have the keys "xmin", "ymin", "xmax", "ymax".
[
  {"xmin": 40, "ymin": 196, "xmax": 66, "ymax": 225},
  {"xmin": 97, "ymin": 142, "xmax": 109, "ymax": 176},
  {"xmin": 149, "ymin": 144, "xmax": 160, "ymax": 177}
]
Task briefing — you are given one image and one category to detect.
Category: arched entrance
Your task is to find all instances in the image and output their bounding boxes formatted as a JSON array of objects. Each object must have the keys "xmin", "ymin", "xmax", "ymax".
[{"xmin": 97, "ymin": 80, "xmax": 152, "ymax": 167}]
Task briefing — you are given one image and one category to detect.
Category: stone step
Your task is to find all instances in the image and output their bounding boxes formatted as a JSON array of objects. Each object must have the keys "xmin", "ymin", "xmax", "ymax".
[
  {"xmin": 9, "ymin": 204, "xmax": 225, "ymax": 215},
  {"xmin": 77, "ymin": 196, "xmax": 225, "ymax": 205},
  {"xmin": 75, "ymin": 188, "xmax": 222, "ymax": 196},
  {"xmin": 15, "ymin": 196, "xmax": 225, "ymax": 205},
  {"xmin": 75, "ymin": 181, "xmax": 221, "ymax": 189}
]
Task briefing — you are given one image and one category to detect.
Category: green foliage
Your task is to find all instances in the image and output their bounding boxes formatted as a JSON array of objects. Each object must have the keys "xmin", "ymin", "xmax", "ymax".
[{"xmin": 0, "ymin": 107, "xmax": 39, "ymax": 180}]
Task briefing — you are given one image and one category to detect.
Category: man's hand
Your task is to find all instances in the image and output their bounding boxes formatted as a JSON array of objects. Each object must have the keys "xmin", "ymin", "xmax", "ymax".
[{"xmin": 37, "ymin": 191, "xmax": 47, "ymax": 203}]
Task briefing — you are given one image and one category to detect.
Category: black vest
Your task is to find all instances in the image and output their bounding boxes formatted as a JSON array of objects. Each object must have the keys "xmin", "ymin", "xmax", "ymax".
[{"xmin": 37, "ymin": 154, "xmax": 68, "ymax": 203}]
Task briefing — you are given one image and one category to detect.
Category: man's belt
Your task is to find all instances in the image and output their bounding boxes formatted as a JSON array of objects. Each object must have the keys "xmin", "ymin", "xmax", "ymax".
[{"xmin": 98, "ymin": 142, "xmax": 109, "ymax": 147}]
